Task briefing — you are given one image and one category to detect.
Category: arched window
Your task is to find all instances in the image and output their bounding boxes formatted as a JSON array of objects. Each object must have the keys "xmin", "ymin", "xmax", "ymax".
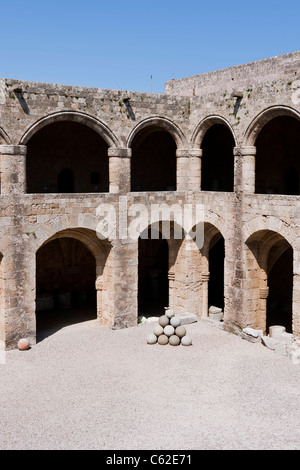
[
  {"xmin": 57, "ymin": 168, "xmax": 74, "ymax": 193},
  {"xmin": 255, "ymin": 116, "xmax": 300, "ymax": 195},
  {"xmin": 26, "ymin": 120, "xmax": 109, "ymax": 193},
  {"xmin": 201, "ymin": 124, "xmax": 235, "ymax": 192}
]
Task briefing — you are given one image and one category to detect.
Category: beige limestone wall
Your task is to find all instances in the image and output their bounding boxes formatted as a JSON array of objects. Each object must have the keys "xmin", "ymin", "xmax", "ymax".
[{"xmin": 1, "ymin": 51, "xmax": 300, "ymax": 349}]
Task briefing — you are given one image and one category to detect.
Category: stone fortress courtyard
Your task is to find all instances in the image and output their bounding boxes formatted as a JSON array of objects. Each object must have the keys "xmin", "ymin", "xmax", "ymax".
[{"xmin": 1, "ymin": 50, "xmax": 300, "ymax": 351}]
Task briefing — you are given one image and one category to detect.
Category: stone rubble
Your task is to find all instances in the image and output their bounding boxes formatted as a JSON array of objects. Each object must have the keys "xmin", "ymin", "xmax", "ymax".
[{"xmin": 242, "ymin": 325, "xmax": 300, "ymax": 364}]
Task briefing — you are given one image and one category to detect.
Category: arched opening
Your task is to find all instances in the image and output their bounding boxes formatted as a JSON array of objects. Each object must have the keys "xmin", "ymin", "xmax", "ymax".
[
  {"xmin": 36, "ymin": 237, "xmax": 97, "ymax": 341},
  {"xmin": 267, "ymin": 246, "xmax": 293, "ymax": 333},
  {"xmin": 26, "ymin": 120, "xmax": 109, "ymax": 193},
  {"xmin": 208, "ymin": 236, "xmax": 225, "ymax": 311},
  {"xmin": 131, "ymin": 128, "xmax": 176, "ymax": 191},
  {"xmin": 255, "ymin": 116, "xmax": 300, "ymax": 195},
  {"xmin": 201, "ymin": 124, "xmax": 235, "ymax": 192},
  {"xmin": 245, "ymin": 230, "xmax": 293, "ymax": 334},
  {"xmin": 138, "ymin": 227, "xmax": 169, "ymax": 318}
]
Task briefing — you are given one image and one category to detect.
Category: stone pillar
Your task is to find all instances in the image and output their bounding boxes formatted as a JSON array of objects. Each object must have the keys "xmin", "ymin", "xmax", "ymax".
[
  {"xmin": 189, "ymin": 149, "xmax": 202, "ymax": 191},
  {"xmin": 0, "ymin": 145, "xmax": 27, "ymax": 194},
  {"xmin": 112, "ymin": 239, "xmax": 138, "ymax": 328},
  {"xmin": 234, "ymin": 146, "xmax": 256, "ymax": 193},
  {"xmin": 176, "ymin": 149, "xmax": 202, "ymax": 191},
  {"xmin": 201, "ymin": 272, "xmax": 210, "ymax": 318},
  {"xmin": 108, "ymin": 147, "xmax": 131, "ymax": 194},
  {"xmin": 168, "ymin": 270, "xmax": 175, "ymax": 310},
  {"xmin": 176, "ymin": 149, "xmax": 189, "ymax": 191},
  {"xmin": 259, "ymin": 286, "xmax": 269, "ymax": 333}
]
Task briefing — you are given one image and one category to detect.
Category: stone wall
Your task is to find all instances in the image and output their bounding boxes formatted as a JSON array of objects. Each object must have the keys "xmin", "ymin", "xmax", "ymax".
[{"xmin": 1, "ymin": 51, "xmax": 300, "ymax": 349}]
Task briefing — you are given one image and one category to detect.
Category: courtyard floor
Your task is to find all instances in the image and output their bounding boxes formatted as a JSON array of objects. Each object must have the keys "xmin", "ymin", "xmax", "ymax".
[{"xmin": 0, "ymin": 317, "xmax": 300, "ymax": 450}]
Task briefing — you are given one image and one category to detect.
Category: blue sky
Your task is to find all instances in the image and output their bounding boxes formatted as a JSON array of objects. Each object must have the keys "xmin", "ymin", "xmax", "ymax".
[{"xmin": 1, "ymin": 0, "xmax": 299, "ymax": 94}]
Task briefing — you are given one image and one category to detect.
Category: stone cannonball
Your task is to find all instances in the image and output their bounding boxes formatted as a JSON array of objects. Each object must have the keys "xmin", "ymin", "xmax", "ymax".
[
  {"xmin": 159, "ymin": 315, "xmax": 169, "ymax": 327},
  {"xmin": 170, "ymin": 316, "xmax": 181, "ymax": 328},
  {"xmin": 153, "ymin": 324, "xmax": 164, "ymax": 337},
  {"xmin": 169, "ymin": 335, "xmax": 180, "ymax": 346},
  {"xmin": 175, "ymin": 325, "xmax": 187, "ymax": 338},
  {"xmin": 181, "ymin": 335, "xmax": 192, "ymax": 346},
  {"xmin": 164, "ymin": 325, "xmax": 175, "ymax": 337},
  {"xmin": 146, "ymin": 333, "xmax": 158, "ymax": 345},
  {"xmin": 165, "ymin": 309, "xmax": 174, "ymax": 319},
  {"xmin": 158, "ymin": 334, "xmax": 169, "ymax": 345},
  {"xmin": 18, "ymin": 338, "xmax": 30, "ymax": 351}
]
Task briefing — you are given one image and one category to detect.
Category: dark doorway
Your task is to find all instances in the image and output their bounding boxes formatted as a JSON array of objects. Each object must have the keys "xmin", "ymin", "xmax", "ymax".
[
  {"xmin": 131, "ymin": 129, "xmax": 176, "ymax": 191},
  {"xmin": 267, "ymin": 246, "xmax": 293, "ymax": 333},
  {"xmin": 58, "ymin": 168, "xmax": 74, "ymax": 193},
  {"xmin": 138, "ymin": 229, "xmax": 169, "ymax": 317},
  {"xmin": 208, "ymin": 236, "xmax": 225, "ymax": 310},
  {"xmin": 201, "ymin": 124, "xmax": 235, "ymax": 192},
  {"xmin": 26, "ymin": 120, "xmax": 109, "ymax": 193},
  {"xmin": 36, "ymin": 237, "xmax": 97, "ymax": 341},
  {"xmin": 255, "ymin": 116, "xmax": 300, "ymax": 195}
]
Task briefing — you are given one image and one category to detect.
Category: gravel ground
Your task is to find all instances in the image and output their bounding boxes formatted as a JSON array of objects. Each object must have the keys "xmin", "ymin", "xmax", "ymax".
[{"xmin": 0, "ymin": 318, "xmax": 300, "ymax": 450}]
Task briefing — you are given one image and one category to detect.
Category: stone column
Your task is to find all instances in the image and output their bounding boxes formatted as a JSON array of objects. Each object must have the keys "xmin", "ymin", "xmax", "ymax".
[
  {"xmin": 176, "ymin": 149, "xmax": 202, "ymax": 191},
  {"xmin": 234, "ymin": 146, "xmax": 256, "ymax": 193},
  {"xmin": 108, "ymin": 147, "xmax": 131, "ymax": 194},
  {"xmin": 201, "ymin": 272, "xmax": 210, "ymax": 318},
  {"xmin": 189, "ymin": 149, "xmax": 202, "ymax": 191},
  {"xmin": 176, "ymin": 149, "xmax": 189, "ymax": 191},
  {"xmin": 0, "ymin": 145, "xmax": 27, "ymax": 194},
  {"xmin": 259, "ymin": 286, "xmax": 269, "ymax": 333},
  {"xmin": 168, "ymin": 270, "xmax": 175, "ymax": 310}
]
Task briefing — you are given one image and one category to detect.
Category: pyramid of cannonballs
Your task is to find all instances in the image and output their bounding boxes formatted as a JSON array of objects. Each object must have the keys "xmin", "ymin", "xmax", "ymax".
[{"xmin": 146, "ymin": 309, "xmax": 192, "ymax": 346}]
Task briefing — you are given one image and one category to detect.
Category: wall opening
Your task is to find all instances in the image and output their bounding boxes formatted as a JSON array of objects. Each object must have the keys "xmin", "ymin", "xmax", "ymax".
[
  {"xmin": 255, "ymin": 116, "xmax": 300, "ymax": 195},
  {"xmin": 267, "ymin": 246, "xmax": 293, "ymax": 333},
  {"xmin": 57, "ymin": 168, "xmax": 74, "ymax": 193},
  {"xmin": 208, "ymin": 235, "xmax": 225, "ymax": 311},
  {"xmin": 36, "ymin": 237, "xmax": 96, "ymax": 341},
  {"xmin": 0, "ymin": 254, "xmax": 4, "ymax": 347},
  {"xmin": 201, "ymin": 124, "xmax": 235, "ymax": 192},
  {"xmin": 138, "ymin": 228, "xmax": 169, "ymax": 318},
  {"xmin": 26, "ymin": 120, "xmax": 109, "ymax": 193},
  {"xmin": 245, "ymin": 230, "xmax": 293, "ymax": 334},
  {"xmin": 131, "ymin": 128, "xmax": 176, "ymax": 191}
]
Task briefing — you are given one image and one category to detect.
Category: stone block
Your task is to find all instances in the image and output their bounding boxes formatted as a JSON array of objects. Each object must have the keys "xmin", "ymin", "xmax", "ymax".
[
  {"xmin": 242, "ymin": 328, "xmax": 263, "ymax": 343},
  {"xmin": 175, "ymin": 312, "xmax": 197, "ymax": 325}
]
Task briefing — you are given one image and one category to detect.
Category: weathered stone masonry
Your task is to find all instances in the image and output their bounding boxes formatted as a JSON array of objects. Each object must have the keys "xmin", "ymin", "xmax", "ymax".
[{"xmin": 1, "ymin": 51, "xmax": 300, "ymax": 349}]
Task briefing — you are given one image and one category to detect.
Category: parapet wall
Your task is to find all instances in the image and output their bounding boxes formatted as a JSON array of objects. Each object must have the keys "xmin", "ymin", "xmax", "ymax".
[{"xmin": 165, "ymin": 51, "xmax": 300, "ymax": 97}]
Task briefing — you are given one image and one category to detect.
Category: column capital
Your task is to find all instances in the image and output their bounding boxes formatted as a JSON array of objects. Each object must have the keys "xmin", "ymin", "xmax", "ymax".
[
  {"xmin": 108, "ymin": 147, "xmax": 132, "ymax": 158},
  {"xmin": 234, "ymin": 146, "xmax": 256, "ymax": 157},
  {"xmin": 0, "ymin": 145, "xmax": 27, "ymax": 155},
  {"xmin": 176, "ymin": 148, "xmax": 203, "ymax": 158}
]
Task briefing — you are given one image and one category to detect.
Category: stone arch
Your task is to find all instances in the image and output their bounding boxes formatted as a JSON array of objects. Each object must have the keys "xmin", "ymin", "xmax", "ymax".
[
  {"xmin": 243, "ymin": 105, "xmax": 300, "ymax": 148},
  {"xmin": 35, "ymin": 227, "xmax": 114, "ymax": 342},
  {"xmin": 127, "ymin": 116, "xmax": 186, "ymax": 150},
  {"xmin": 20, "ymin": 110, "xmax": 120, "ymax": 148},
  {"xmin": 137, "ymin": 219, "xmax": 186, "ymax": 317},
  {"xmin": 191, "ymin": 115, "xmax": 236, "ymax": 192},
  {"xmin": 244, "ymin": 228, "xmax": 294, "ymax": 335},
  {"xmin": 0, "ymin": 252, "xmax": 4, "ymax": 349},
  {"xmin": 128, "ymin": 117, "xmax": 182, "ymax": 192},
  {"xmin": 191, "ymin": 115, "xmax": 237, "ymax": 148},
  {"xmin": 23, "ymin": 112, "xmax": 117, "ymax": 194}
]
